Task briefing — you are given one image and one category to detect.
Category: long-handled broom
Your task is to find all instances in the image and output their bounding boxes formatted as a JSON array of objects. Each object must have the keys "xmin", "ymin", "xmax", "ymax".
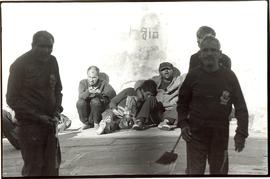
[{"xmin": 155, "ymin": 132, "xmax": 182, "ymax": 165}]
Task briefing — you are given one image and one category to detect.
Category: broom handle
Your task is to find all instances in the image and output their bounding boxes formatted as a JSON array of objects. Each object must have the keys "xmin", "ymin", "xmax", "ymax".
[{"xmin": 171, "ymin": 132, "xmax": 182, "ymax": 153}]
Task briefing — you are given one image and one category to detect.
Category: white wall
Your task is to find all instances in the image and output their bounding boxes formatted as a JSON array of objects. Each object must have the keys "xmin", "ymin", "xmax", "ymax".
[{"xmin": 1, "ymin": 2, "xmax": 267, "ymax": 131}]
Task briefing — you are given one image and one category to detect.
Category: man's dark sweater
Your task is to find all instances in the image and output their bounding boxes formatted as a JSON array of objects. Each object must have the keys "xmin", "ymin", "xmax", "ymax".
[
  {"xmin": 6, "ymin": 50, "xmax": 63, "ymax": 125},
  {"xmin": 78, "ymin": 78, "xmax": 116, "ymax": 103},
  {"xmin": 189, "ymin": 51, "xmax": 231, "ymax": 72},
  {"xmin": 177, "ymin": 67, "xmax": 249, "ymax": 138},
  {"xmin": 109, "ymin": 88, "xmax": 137, "ymax": 109}
]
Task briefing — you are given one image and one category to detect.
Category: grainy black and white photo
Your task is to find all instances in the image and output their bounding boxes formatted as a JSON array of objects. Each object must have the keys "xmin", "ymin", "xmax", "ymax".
[{"xmin": 1, "ymin": 1, "xmax": 268, "ymax": 177}]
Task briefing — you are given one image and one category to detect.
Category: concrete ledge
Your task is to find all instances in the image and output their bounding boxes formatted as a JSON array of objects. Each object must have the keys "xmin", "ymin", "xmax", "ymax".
[{"xmin": 2, "ymin": 126, "xmax": 268, "ymax": 177}]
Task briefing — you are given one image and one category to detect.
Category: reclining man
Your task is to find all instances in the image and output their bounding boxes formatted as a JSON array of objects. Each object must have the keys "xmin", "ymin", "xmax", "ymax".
[
  {"xmin": 97, "ymin": 79, "xmax": 163, "ymax": 134},
  {"xmin": 76, "ymin": 66, "xmax": 116, "ymax": 130},
  {"xmin": 152, "ymin": 62, "xmax": 184, "ymax": 130},
  {"xmin": 2, "ymin": 107, "xmax": 72, "ymax": 150},
  {"xmin": 2, "ymin": 108, "xmax": 20, "ymax": 150}
]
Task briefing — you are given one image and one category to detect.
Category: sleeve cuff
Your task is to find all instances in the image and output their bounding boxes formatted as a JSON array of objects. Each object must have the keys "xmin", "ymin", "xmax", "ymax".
[{"xmin": 178, "ymin": 120, "xmax": 189, "ymax": 129}]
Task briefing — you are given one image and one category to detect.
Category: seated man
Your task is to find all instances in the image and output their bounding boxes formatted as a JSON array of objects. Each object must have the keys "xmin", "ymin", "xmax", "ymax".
[
  {"xmin": 76, "ymin": 66, "xmax": 116, "ymax": 130},
  {"xmin": 130, "ymin": 79, "xmax": 162, "ymax": 130},
  {"xmin": 152, "ymin": 62, "xmax": 184, "ymax": 130},
  {"xmin": 97, "ymin": 79, "xmax": 162, "ymax": 134},
  {"xmin": 96, "ymin": 80, "xmax": 144, "ymax": 134},
  {"xmin": 2, "ymin": 108, "xmax": 71, "ymax": 149},
  {"xmin": 2, "ymin": 108, "xmax": 20, "ymax": 150},
  {"xmin": 189, "ymin": 26, "xmax": 231, "ymax": 72}
]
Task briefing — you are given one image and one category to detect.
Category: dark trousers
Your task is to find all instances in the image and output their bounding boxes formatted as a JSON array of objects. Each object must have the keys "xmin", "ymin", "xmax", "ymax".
[
  {"xmin": 136, "ymin": 96, "xmax": 162, "ymax": 125},
  {"xmin": 17, "ymin": 123, "xmax": 61, "ymax": 176},
  {"xmin": 186, "ymin": 126, "xmax": 229, "ymax": 175},
  {"xmin": 76, "ymin": 97, "xmax": 106, "ymax": 125}
]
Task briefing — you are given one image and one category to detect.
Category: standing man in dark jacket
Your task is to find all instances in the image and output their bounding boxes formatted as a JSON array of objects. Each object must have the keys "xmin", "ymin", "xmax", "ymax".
[
  {"xmin": 76, "ymin": 66, "xmax": 116, "ymax": 130},
  {"xmin": 177, "ymin": 35, "xmax": 248, "ymax": 175},
  {"xmin": 188, "ymin": 26, "xmax": 231, "ymax": 72},
  {"xmin": 6, "ymin": 31, "xmax": 63, "ymax": 176}
]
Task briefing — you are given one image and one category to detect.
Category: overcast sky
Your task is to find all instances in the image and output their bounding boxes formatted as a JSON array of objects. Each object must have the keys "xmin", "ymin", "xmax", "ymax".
[{"xmin": 1, "ymin": 1, "xmax": 267, "ymax": 121}]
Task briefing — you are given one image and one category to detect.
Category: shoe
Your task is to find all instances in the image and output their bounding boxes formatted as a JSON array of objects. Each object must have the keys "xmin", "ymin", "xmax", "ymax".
[
  {"xmin": 132, "ymin": 120, "xmax": 144, "ymax": 130},
  {"xmin": 96, "ymin": 120, "xmax": 106, "ymax": 135},
  {"xmin": 158, "ymin": 119, "xmax": 173, "ymax": 131},
  {"xmin": 158, "ymin": 119, "xmax": 169, "ymax": 129},
  {"xmin": 64, "ymin": 119, "xmax": 72, "ymax": 130},
  {"xmin": 160, "ymin": 123, "xmax": 172, "ymax": 131},
  {"xmin": 58, "ymin": 122, "xmax": 66, "ymax": 132}
]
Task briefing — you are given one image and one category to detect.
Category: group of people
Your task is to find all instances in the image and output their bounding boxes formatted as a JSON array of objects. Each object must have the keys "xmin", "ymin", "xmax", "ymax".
[
  {"xmin": 76, "ymin": 61, "xmax": 184, "ymax": 135},
  {"xmin": 4, "ymin": 26, "xmax": 249, "ymax": 176}
]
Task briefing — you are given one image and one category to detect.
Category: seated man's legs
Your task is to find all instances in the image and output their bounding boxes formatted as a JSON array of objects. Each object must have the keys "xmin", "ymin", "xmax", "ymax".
[
  {"xmin": 158, "ymin": 106, "xmax": 178, "ymax": 130},
  {"xmin": 97, "ymin": 109, "xmax": 120, "ymax": 135},
  {"xmin": 89, "ymin": 97, "xmax": 106, "ymax": 128},
  {"xmin": 76, "ymin": 99, "xmax": 91, "ymax": 126},
  {"xmin": 2, "ymin": 110, "xmax": 20, "ymax": 149},
  {"xmin": 133, "ymin": 96, "xmax": 161, "ymax": 130}
]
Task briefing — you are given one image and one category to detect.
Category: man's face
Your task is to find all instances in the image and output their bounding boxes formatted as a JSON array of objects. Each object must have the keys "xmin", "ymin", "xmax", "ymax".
[
  {"xmin": 143, "ymin": 91, "xmax": 153, "ymax": 98},
  {"xmin": 200, "ymin": 40, "xmax": 221, "ymax": 72},
  {"xmin": 197, "ymin": 33, "xmax": 214, "ymax": 48},
  {"xmin": 160, "ymin": 68, "xmax": 174, "ymax": 80},
  {"xmin": 32, "ymin": 37, "xmax": 53, "ymax": 60},
  {"xmin": 87, "ymin": 69, "xmax": 99, "ymax": 86}
]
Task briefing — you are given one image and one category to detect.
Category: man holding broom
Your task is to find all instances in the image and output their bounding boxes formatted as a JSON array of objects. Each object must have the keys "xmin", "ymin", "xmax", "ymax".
[
  {"xmin": 6, "ymin": 31, "xmax": 62, "ymax": 176},
  {"xmin": 177, "ymin": 35, "xmax": 249, "ymax": 175}
]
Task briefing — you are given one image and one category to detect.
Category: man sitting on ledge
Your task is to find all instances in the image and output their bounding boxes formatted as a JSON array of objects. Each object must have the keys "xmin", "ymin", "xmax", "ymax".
[
  {"xmin": 97, "ymin": 79, "xmax": 163, "ymax": 134},
  {"xmin": 152, "ymin": 62, "xmax": 184, "ymax": 131},
  {"xmin": 76, "ymin": 66, "xmax": 116, "ymax": 130}
]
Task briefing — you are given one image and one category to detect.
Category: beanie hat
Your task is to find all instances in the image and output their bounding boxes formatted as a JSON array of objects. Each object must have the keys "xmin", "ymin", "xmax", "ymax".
[
  {"xmin": 134, "ymin": 80, "xmax": 145, "ymax": 91},
  {"xmin": 159, "ymin": 62, "xmax": 173, "ymax": 71},
  {"xmin": 141, "ymin": 80, "xmax": 157, "ymax": 96}
]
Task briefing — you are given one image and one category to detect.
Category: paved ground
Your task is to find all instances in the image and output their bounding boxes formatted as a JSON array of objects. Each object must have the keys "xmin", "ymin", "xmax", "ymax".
[{"xmin": 1, "ymin": 122, "xmax": 268, "ymax": 177}]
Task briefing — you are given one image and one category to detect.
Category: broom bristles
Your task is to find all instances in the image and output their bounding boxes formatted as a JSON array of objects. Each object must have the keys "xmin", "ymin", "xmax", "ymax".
[{"xmin": 155, "ymin": 151, "xmax": 178, "ymax": 165}]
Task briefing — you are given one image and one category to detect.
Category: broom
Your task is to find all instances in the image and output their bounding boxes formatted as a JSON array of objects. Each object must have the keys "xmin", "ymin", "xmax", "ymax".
[{"xmin": 155, "ymin": 132, "xmax": 182, "ymax": 165}]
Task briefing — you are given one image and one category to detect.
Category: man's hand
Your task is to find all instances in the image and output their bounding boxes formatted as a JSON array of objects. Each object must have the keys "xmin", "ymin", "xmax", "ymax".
[
  {"xmin": 89, "ymin": 88, "xmax": 96, "ymax": 93},
  {"xmin": 50, "ymin": 116, "xmax": 59, "ymax": 124},
  {"xmin": 181, "ymin": 126, "xmax": 192, "ymax": 142},
  {"xmin": 89, "ymin": 87, "xmax": 100, "ymax": 93},
  {"xmin": 234, "ymin": 133, "xmax": 246, "ymax": 152},
  {"xmin": 39, "ymin": 115, "xmax": 54, "ymax": 126},
  {"xmin": 95, "ymin": 89, "xmax": 101, "ymax": 94}
]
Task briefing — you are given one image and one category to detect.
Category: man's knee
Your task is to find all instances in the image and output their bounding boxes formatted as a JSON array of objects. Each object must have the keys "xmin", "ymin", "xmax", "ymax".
[
  {"xmin": 90, "ymin": 98, "xmax": 102, "ymax": 107},
  {"xmin": 76, "ymin": 99, "xmax": 87, "ymax": 109},
  {"xmin": 3, "ymin": 110, "xmax": 12, "ymax": 120},
  {"xmin": 145, "ymin": 96, "xmax": 158, "ymax": 106}
]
